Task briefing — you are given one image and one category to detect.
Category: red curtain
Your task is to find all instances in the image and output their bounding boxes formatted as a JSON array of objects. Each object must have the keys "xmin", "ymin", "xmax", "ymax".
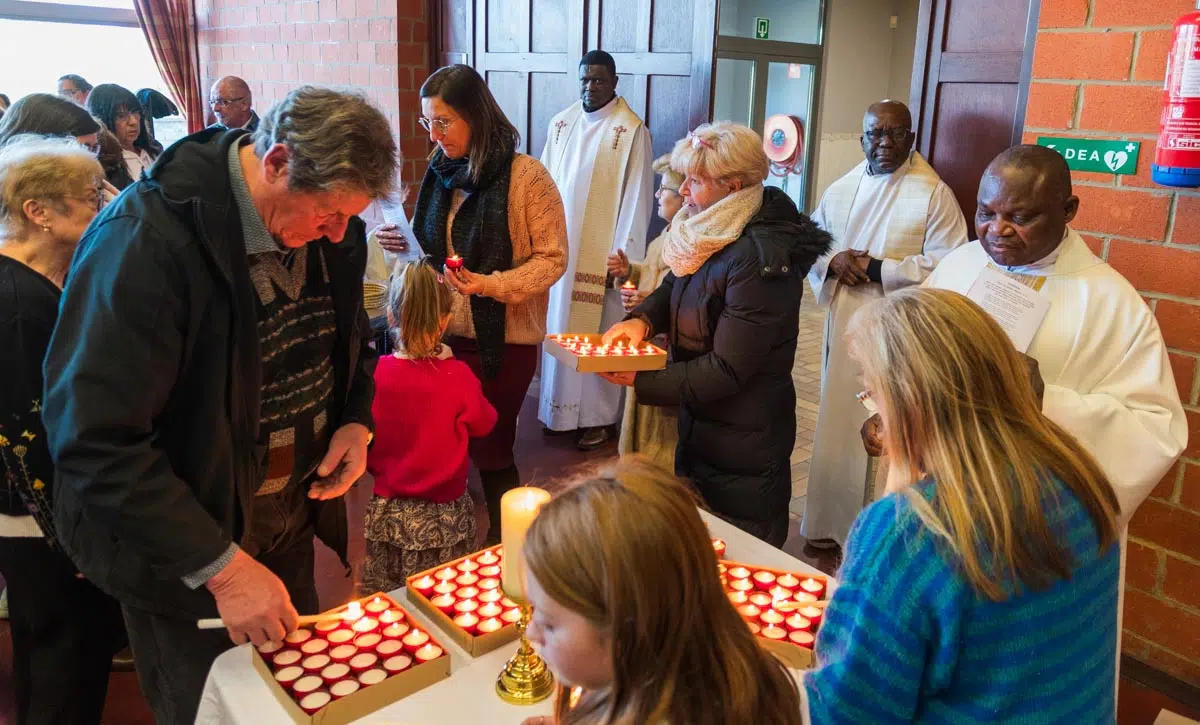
[{"xmin": 132, "ymin": 0, "xmax": 205, "ymax": 133}]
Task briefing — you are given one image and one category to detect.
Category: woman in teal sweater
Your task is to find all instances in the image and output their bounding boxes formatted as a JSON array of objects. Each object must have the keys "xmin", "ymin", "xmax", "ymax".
[{"xmin": 801, "ymin": 288, "xmax": 1121, "ymax": 723}]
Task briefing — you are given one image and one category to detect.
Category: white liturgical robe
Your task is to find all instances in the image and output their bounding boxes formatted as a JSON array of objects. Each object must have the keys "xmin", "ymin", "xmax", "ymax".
[
  {"xmin": 538, "ymin": 96, "xmax": 653, "ymax": 431},
  {"xmin": 801, "ymin": 153, "xmax": 968, "ymax": 545}
]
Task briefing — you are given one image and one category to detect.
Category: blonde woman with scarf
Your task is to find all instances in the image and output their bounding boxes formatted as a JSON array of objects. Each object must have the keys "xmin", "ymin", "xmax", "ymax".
[{"xmin": 603, "ymin": 122, "xmax": 831, "ymax": 546}]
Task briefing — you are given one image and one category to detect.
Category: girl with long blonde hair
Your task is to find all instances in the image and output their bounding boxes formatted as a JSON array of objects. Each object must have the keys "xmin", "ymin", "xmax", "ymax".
[
  {"xmin": 801, "ymin": 287, "xmax": 1120, "ymax": 723},
  {"xmin": 520, "ymin": 458, "xmax": 802, "ymax": 725}
]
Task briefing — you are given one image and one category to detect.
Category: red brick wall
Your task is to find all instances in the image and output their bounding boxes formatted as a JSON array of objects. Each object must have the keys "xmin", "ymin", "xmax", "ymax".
[
  {"xmin": 194, "ymin": 0, "xmax": 431, "ymax": 216},
  {"xmin": 1029, "ymin": 0, "xmax": 1200, "ymax": 686}
]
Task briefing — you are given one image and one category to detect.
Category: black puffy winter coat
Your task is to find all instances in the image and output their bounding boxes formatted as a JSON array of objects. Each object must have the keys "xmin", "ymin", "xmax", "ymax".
[{"xmin": 632, "ymin": 187, "xmax": 831, "ymax": 544}]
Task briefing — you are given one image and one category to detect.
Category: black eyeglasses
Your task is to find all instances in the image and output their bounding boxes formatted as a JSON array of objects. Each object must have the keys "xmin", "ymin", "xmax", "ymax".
[
  {"xmin": 210, "ymin": 97, "xmax": 246, "ymax": 108},
  {"xmin": 865, "ymin": 128, "xmax": 911, "ymax": 143}
]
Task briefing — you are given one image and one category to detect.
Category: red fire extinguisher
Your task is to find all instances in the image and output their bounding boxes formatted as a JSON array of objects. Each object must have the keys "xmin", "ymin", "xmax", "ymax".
[{"xmin": 1154, "ymin": 1, "xmax": 1200, "ymax": 187}]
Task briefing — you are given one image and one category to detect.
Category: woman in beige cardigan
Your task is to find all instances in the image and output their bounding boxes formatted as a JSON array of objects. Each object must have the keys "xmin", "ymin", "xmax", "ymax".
[
  {"xmin": 606, "ymin": 152, "xmax": 683, "ymax": 469},
  {"xmin": 413, "ymin": 65, "xmax": 567, "ymax": 544}
]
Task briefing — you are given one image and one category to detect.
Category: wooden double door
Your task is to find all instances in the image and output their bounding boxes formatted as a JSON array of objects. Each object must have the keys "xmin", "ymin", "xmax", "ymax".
[{"xmin": 432, "ymin": 0, "xmax": 718, "ymax": 170}]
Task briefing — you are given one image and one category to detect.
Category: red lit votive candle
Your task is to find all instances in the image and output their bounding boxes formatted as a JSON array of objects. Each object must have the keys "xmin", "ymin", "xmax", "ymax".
[
  {"xmin": 798, "ymin": 606, "xmax": 823, "ymax": 628},
  {"xmin": 478, "ymin": 589, "xmax": 503, "ymax": 604},
  {"xmin": 785, "ymin": 614, "xmax": 812, "ymax": 632},
  {"xmin": 315, "ymin": 619, "xmax": 344, "ymax": 636},
  {"xmin": 358, "ymin": 668, "xmax": 387, "ymax": 687},
  {"xmin": 728, "ymin": 566, "xmax": 751, "ymax": 580},
  {"xmin": 454, "ymin": 612, "xmax": 480, "ymax": 634},
  {"xmin": 401, "ymin": 629, "xmax": 429, "ymax": 654},
  {"xmin": 410, "ymin": 575, "xmax": 436, "ymax": 597},
  {"xmin": 365, "ymin": 597, "xmax": 390, "ymax": 615},
  {"xmin": 378, "ymin": 609, "xmax": 404, "ymax": 625},
  {"xmin": 776, "ymin": 573, "xmax": 801, "ymax": 589},
  {"xmin": 728, "ymin": 591, "xmax": 748, "ymax": 606},
  {"xmin": 433, "ymin": 581, "xmax": 458, "ymax": 597},
  {"xmin": 376, "ymin": 638, "xmax": 404, "ymax": 658},
  {"xmin": 351, "ymin": 617, "xmax": 380, "ymax": 635},
  {"xmin": 300, "ymin": 638, "xmax": 330, "ymax": 657},
  {"xmin": 793, "ymin": 591, "xmax": 818, "ymax": 604},
  {"xmin": 302, "ymin": 654, "xmax": 331, "ymax": 673},
  {"xmin": 329, "ymin": 644, "xmax": 358, "ymax": 663},
  {"xmin": 454, "ymin": 599, "xmax": 479, "ymax": 616},
  {"xmin": 800, "ymin": 578, "xmax": 826, "ymax": 599},
  {"xmin": 749, "ymin": 592, "xmax": 773, "ymax": 608},
  {"xmin": 477, "ymin": 617, "xmax": 503, "ymax": 635},
  {"xmin": 320, "ymin": 662, "xmax": 351, "ymax": 685},
  {"xmin": 430, "ymin": 593, "xmax": 457, "ymax": 614},
  {"xmin": 456, "ymin": 558, "xmax": 480, "ymax": 573},
  {"xmin": 284, "ymin": 629, "xmax": 313, "ymax": 648},
  {"xmin": 746, "ymin": 621, "xmax": 761, "ymax": 635},
  {"xmin": 272, "ymin": 649, "xmax": 302, "ymax": 670},
  {"xmin": 501, "ymin": 608, "xmax": 523, "ymax": 625},
  {"xmin": 761, "ymin": 625, "xmax": 788, "ymax": 641},
  {"xmin": 348, "ymin": 653, "xmax": 379, "ymax": 674},
  {"xmin": 769, "ymin": 586, "xmax": 794, "ymax": 602},
  {"xmin": 789, "ymin": 630, "xmax": 816, "ymax": 648},
  {"xmin": 479, "ymin": 565, "xmax": 501, "ymax": 578},
  {"xmin": 327, "ymin": 628, "xmax": 355, "ymax": 645},
  {"xmin": 752, "ymin": 571, "xmax": 776, "ymax": 591},
  {"xmin": 455, "ymin": 586, "xmax": 480, "ymax": 601},
  {"xmin": 353, "ymin": 633, "xmax": 382, "ymax": 653},
  {"xmin": 445, "ymin": 254, "xmax": 464, "ymax": 270},
  {"xmin": 414, "ymin": 643, "xmax": 443, "ymax": 663},
  {"xmin": 455, "ymin": 573, "xmax": 479, "ymax": 588},
  {"xmin": 383, "ymin": 655, "xmax": 412, "ymax": 674},
  {"xmin": 274, "ymin": 665, "xmax": 304, "ymax": 691},
  {"xmin": 330, "ymin": 679, "xmax": 360, "ymax": 700},
  {"xmin": 257, "ymin": 640, "xmax": 283, "ymax": 657},
  {"xmin": 477, "ymin": 602, "xmax": 503, "ymax": 619},
  {"xmin": 759, "ymin": 609, "xmax": 785, "ymax": 628},
  {"xmin": 712, "ymin": 539, "xmax": 727, "ymax": 557},
  {"xmin": 500, "ymin": 597, "xmax": 518, "ymax": 609},
  {"xmin": 434, "ymin": 567, "xmax": 457, "ymax": 582},
  {"xmin": 381, "ymin": 622, "xmax": 410, "ymax": 639},
  {"xmin": 477, "ymin": 551, "xmax": 500, "ymax": 566},
  {"xmin": 293, "ymin": 674, "xmax": 323, "ymax": 697},
  {"xmin": 737, "ymin": 604, "xmax": 762, "ymax": 621},
  {"xmin": 299, "ymin": 691, "xmax": 331, "ymax": 715},
  {"xmin": 730, "ymin": 579, "xmax": 754, "ymax": 594},
  {"xmin": 477, "ymin": 577, "xmax": 500, "ymax": 592}
]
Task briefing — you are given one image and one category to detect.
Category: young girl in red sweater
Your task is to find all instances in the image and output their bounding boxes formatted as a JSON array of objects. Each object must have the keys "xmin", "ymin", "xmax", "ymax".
[{"xmin": 362, "ymin": 259, "xmax": 497, "ymax": 593}]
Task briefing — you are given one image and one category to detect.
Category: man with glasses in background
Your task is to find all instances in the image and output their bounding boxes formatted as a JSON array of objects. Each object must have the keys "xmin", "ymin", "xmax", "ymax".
[
  {"xmin": 208, "ymin": 75, "xmax": 259, "ymax": 131},
  {"xmin": 800, "ymin": 100, "xmax": 968, "ymax": 550}
]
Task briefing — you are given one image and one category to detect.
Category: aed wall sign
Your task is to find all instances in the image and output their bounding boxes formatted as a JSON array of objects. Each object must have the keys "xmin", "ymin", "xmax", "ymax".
[{"xmin": 1036, "ymin": 137, "xmax": 1141, "ymax": 175}]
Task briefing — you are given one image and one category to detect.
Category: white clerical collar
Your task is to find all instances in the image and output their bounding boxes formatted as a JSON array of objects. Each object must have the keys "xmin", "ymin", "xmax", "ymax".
[
  {"xmin": 1002, "ymin": 228, "xmax": 1068, "ymax": 275},
  {"xmin": 583, "ymin": 96, "xmax": 619, "ymax": 123},
  {"xmin": 864, "ymin": 151, "xmax": 914, "ymax": 180}
]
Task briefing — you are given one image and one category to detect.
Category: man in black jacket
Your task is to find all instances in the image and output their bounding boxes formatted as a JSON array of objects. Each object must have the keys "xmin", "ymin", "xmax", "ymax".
[{"xmin": 42, "ymin": 86, "xmax": 398, "ymax": 724}]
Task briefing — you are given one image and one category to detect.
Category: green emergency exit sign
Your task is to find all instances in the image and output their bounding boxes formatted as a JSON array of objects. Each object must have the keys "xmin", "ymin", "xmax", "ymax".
[
  {"xmin": 1036, "ymin": 136, "xmax": 1140, "ymax": 175},
  {"xmin": 755, "ymin": 17, "xmax": 770, "ymax": 40}
]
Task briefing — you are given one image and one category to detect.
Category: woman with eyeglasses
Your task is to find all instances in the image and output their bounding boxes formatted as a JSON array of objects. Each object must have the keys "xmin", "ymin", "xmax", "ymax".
[
  {"xmin": 412, "ymin": 64, "xmax": 567, "ymax": 545},
  {"xmin": 87, "ymin": 83, "xmax": 160, "ymax": 189},
  {"xmin": 0, "ymin": 135, "xmax": 125, "ymax": 725}
]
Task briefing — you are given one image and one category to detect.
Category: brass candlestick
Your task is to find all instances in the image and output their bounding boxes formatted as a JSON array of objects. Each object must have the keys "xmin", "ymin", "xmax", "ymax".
[{"xmin": 495, "ymin": 602, "xmax": 555, "ymax": 704}]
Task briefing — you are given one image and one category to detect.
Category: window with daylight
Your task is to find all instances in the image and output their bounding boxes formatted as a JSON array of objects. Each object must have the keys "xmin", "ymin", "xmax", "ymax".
[{"xmin": 0, "ymin": 0, "xmax": 187, "ymax": 145}]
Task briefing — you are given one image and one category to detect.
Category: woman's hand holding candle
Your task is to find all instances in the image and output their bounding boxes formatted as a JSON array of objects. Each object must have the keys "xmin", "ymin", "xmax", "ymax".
[
  {"xmin": 499, "ymin": 487, "xmax": 553, "ymax": 601},
  {"xmin": 205, "ymin": 548, "xmax": 299, "ymax": 646},
  {"xmin": 444, "ymin": 265, "xmax": 487, "ymax": 296}
]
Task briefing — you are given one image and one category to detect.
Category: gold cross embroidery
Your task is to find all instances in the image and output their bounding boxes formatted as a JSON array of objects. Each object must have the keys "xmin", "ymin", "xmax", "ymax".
[{"xmin": 612, "ymin": 125, "xmax": 628, "ymax": 150}]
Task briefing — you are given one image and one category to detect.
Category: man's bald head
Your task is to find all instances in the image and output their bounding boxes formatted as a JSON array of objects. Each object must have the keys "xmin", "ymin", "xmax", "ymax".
[
  {"xmin": 209, "ymin": 76, "xmax": 253, "ymax": 128},
  {"xmin": 975, "ymin": 144, "xmax": 1080, "ymax": 267},
  {"xmin": 861, "ymin": 100, "xmax": 915, "ymax": 174}
]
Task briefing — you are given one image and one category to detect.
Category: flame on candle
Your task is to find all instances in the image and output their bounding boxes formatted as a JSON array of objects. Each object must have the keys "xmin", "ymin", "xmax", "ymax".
[{"xmin": 344, "ymin": 601, "xmax": 363, "ymax": 621}]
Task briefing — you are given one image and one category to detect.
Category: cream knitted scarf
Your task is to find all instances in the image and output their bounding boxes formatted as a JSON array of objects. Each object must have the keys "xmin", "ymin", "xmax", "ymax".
[{"xmin": 660, "ymin": 185, "xmax": 764, "ymax": 277}]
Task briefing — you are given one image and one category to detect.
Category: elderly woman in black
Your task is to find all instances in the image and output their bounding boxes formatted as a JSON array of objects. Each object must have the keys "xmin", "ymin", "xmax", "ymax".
[
  {"xmin": 603, "ymin": 122, "xmax": 830, "ymax": 546},
  {"xmin": 87, "ymin": 83, "xmax": 160, "ymax": 189}
]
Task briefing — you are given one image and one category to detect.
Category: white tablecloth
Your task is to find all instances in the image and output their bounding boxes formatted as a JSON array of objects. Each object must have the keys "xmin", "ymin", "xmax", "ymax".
[{"xmin": 195, "ymin": 511, "xmax": 832, "ymax": 724}]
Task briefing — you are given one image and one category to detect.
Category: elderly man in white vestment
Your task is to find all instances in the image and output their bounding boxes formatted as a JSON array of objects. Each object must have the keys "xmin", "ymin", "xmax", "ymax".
[
  {"xmin": 538, "ymin": 50, "xmax": 654, "ymax": 451},
  {"xmin": 801, "ymin": 100, "xmax": 968, "ymax": 547}
]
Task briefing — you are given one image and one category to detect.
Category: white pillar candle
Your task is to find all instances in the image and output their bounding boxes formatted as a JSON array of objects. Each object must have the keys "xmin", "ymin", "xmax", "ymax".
[{"xmin": 499, "ymin": 487, "xmax": 552, "ymax": 600}]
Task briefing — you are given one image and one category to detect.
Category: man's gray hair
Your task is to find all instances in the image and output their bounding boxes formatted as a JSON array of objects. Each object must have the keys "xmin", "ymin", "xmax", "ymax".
[{"xmin": 254, "ymin": 86, "xmax": 398, "ymax": 200}]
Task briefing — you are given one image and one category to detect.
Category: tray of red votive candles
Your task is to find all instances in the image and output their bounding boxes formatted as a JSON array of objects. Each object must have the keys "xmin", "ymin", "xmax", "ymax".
[
  {"xmin": 544, "ymin": 333, "xmax": 667, "ymax": 373},
  {"xmin": 251, "ymin": 594, "xmax": 450, "ymax": 725},
  {"xmin": 405, "ymin": 545, "xmax": 523, "ymax": 657},
  {"xmin": 718, "ymin": 561, "xmax": 830, "ymax": 669}
]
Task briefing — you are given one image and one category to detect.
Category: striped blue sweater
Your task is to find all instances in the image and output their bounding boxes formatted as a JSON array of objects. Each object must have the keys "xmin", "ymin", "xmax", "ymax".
[{"xmin": 802, "ymin": 477, "xmax": 1119, "ymax": 724}]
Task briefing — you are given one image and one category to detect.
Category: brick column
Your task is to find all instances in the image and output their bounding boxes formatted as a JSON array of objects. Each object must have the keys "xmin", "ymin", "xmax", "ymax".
[{"xmin": 1028, "ymin": 0, "xmax": 1200, "ymax": 686}]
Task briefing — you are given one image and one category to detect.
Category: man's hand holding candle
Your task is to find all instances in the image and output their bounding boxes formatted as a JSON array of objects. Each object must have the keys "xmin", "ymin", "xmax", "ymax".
[
  {"xmin": 308, "ymin": 423, "xmax": 372, "ymax": 500},
  {"xmin": 205, "ymin": 549, "xmax": 299, "ymax": 645}
]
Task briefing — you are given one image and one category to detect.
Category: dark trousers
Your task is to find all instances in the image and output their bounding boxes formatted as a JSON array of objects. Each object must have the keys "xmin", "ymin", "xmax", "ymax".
[
  {"xmin": 122, "ymin": 483, "xmax": 320, "ymax": 725},
  {"xmin": 446, "ymin": 337, "xmax": 538, "ymax": 543},
  {"xmin": 0, "ymin": 535, "xmax": 125, "ymax": 725}
]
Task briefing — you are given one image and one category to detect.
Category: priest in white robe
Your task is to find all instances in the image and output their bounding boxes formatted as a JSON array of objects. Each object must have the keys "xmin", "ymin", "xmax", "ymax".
[
  {"xmin": 920, "ymin": 145, "xmax": 1187, "ymax": 696},
  {"xmin": 801, "ymin": 100, "xmax": 968, "ymax": 546},
  {"xmin": 538, "ymin": 50, "xmax": 654, "ymax": 450}
]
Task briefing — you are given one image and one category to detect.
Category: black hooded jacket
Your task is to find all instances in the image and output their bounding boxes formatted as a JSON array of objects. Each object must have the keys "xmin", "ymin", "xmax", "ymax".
[{"xmin": 42, "ymin": 128, "xmax": 376, "ymax": 617}]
